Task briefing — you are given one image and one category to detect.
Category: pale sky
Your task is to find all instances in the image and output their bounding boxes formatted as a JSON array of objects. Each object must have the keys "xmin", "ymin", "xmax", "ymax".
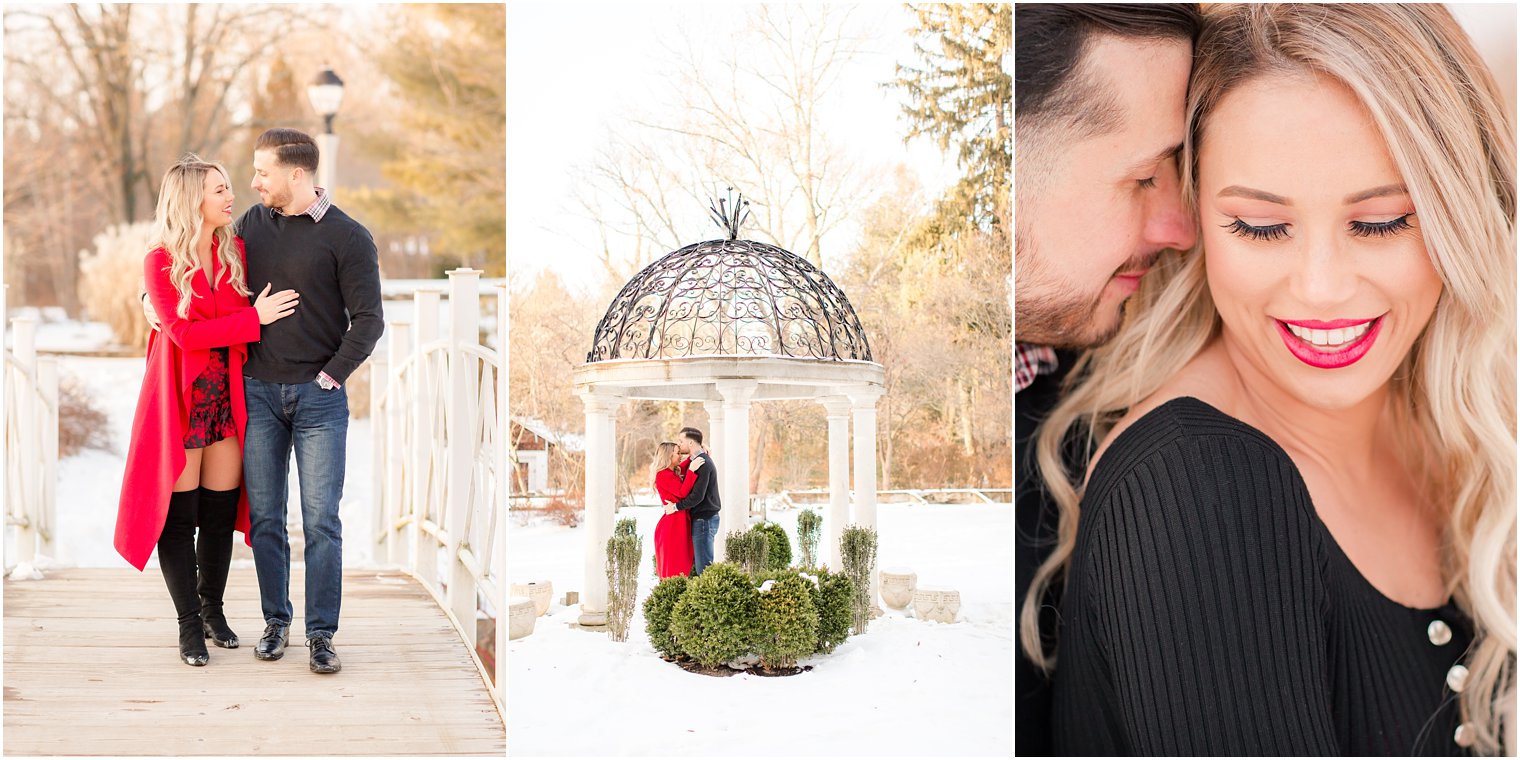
[{"xmin": 505, "ymin": 2, "xmax": 958, "ymax": 294}]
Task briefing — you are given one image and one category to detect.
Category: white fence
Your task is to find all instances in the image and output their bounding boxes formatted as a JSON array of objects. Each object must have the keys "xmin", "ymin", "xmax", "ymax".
[
  {"xmin": 3, "ymin": 317, "xmax": 59, "ymax": 575},
  {"xmin": 369, "ymin": 268, "xmax": 507, "ymax": 713},
  {"xmin": 767, "ymin": 487, "xmax": 1013, "ymax": 509}
]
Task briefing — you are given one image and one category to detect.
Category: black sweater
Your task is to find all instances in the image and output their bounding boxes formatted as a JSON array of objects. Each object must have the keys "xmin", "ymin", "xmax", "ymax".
[
  {"xmin": 1053, "ymin": 397, "xmax": 1474, "ymax": 756},
  {"xmin": 674, "ymin": 451, "xmax": 721, "ymax": 520},
  {"xmin": 236, "ymin": 202, "xmax": 383, "ymax": 385},
  {"xmin": 1015, "ymin": 350, "xmax": 1079, "ymax": 756}
]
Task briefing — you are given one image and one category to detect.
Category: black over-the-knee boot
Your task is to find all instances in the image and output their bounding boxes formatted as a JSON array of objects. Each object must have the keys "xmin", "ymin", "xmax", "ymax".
[
  {"xmin": 158, "ymin": 489, "xmax": 208, "ymax": 666},
  {"xmin": 196, "ymin": 486, "xmax": 240, "ymax": 648}
]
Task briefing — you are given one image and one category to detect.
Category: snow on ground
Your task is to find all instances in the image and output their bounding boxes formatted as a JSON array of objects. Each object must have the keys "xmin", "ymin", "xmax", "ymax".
[
  {"xmin": 508, "ymin": 502, "xmax": 1013, "ymax": 757},
  {"xmin": 14, "ymin": 339, "xmax": 377, "ymax": 570}
]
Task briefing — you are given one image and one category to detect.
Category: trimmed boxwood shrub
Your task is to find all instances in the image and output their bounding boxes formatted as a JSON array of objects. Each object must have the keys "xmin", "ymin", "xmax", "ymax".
[
  {"xmin": 606, "ymin": 529, "xmax": 642, "ymax": 642},
  {"xmin": 725, "ymin": 527, "xmax": 769, "ymax": 575},
  {"xmin": 754, "ymin": 574, "xmax": 817, "ymax": 670},
  {"xmin": 840, "ymin": 524, "xmax": 878, "ymax": 635},
  {"xmin": 796, "ymin": 509, "xmax": 822, "ymax": 567},
  {"xmin": 669, "ymin": 563, "xmax": 761, "ymax": 668},
  {"xmin": 752, "ymin": 521, "xmax": 792, "ymax": 570},
  {"xmin": 643, "ymin": 574, "xmax": 689, "ymax": 659},
  {"xmin": 755, "ymin": 567, "xmax": 853, "ymax": 655},
  {"xmin": 811, "ymin": 567, "xmax": 853, "ymax": 653},
  {"xmin": 614, "ymin": 517, "xmax": 638, "ymax": 541}
]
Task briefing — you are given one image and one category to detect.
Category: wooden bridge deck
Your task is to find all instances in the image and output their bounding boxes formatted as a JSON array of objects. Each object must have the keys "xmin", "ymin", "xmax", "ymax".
[{"xmin": 4, "ymin": 567, "xmax": 505, "ymax": 756}]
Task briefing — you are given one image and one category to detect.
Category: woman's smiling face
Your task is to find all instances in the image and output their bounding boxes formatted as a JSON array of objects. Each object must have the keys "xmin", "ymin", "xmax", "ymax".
[{"xmin": 1199, "ymin": 72, "xmax": 1444, "ymax": 410}]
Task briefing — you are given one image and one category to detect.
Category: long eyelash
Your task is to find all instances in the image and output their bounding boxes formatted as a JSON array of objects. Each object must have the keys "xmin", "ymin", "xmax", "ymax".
[
  {"xmin": 1349, "ymin": 214, "xmax": 1414, "ymax": 238},
  {"xmin": 1138, "ymin": 177, "xmax": 1157, "ymax": 189},
  {"xmin": 1222, "ymin": 219, "xmax": 1290, "ymax": 241}
]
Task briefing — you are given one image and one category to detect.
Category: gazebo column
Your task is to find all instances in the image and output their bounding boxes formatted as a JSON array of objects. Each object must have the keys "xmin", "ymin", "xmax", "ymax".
[
  {"xmin": 715, "ymin": 379, "xmax": 758, "ymax": 552},
  {"xmin": 848, "ymin": 387, "xmax": 884, "ymax": 612},
  {"xmin": 702, "ymin": 399, "xmax": 728, "ymax": 561},
  {"xmin": 820, "ymin": 396, "xmax": 852, "ymax": 571},
  {"xmin": 576, "ymin": 389, "xmax": 622, "ymax": 626}
]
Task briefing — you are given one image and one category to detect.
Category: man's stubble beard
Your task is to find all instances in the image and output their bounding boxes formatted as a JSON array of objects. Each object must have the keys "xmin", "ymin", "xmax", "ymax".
[{"xmin": 1015, "ymin": 235, "xmax": 1127, "ymax": 350}]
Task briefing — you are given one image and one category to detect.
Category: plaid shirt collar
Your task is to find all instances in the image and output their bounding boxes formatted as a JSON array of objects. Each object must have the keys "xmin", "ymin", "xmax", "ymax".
[
  {"xmin": 269, "ymin": 187, "xmax": 331, "ymax": 222},
  {"xmin": 1015, "ymin": 343, "xmax": 1060, "ymax": 393}
]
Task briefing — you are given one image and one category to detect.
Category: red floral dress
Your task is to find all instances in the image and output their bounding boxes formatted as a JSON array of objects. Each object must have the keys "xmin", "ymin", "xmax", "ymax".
[{"xmin": 183, "ymin": 347, "xmax": 235, "ymax": 447}]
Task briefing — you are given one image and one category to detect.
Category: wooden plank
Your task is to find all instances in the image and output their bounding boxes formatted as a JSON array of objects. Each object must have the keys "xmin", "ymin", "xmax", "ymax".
[{"xmin": 4, "ymin": 568, "xmax": 504, "ymax": 756}]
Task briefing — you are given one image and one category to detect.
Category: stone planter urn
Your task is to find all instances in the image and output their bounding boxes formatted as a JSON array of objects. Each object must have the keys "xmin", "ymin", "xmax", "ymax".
[
  {"xmin": 879, "ymin": 567, "xmax": 917, "ymax": 610},
  {"xmin": 511, "ymin": 580, "xmax": 554, "ymax": 616},
  {"xmin": 508, "ymin": 597, "xmax": 537, "ymax": 640},
  {"xmin": 911, "ymin": 587, "xmax": 960, "ymax": 624}
]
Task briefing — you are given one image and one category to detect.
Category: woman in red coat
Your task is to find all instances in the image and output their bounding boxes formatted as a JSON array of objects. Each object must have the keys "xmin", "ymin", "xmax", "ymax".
[
  {"xmin": 115, "ymin": 156, "xmax": 299, "ymax": 666},
  {"xmin": 651, "ymin": 441, "xmax": 703, "ymax": 578}
]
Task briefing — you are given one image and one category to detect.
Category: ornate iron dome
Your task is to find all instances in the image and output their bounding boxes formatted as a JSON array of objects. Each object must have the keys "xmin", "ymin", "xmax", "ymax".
[{"xmin": 585, "ymin": 237, "xmax": 874, "ymax": 363}]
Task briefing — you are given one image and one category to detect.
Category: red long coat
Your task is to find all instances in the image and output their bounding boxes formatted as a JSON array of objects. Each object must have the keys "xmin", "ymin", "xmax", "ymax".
[
  {"xmin": 114, "ymin": 237, "xmax": 260, "ymax": 571},
  {"xmin": 653, "ymin": 460, "xmax": 698, "ymax": 578}
]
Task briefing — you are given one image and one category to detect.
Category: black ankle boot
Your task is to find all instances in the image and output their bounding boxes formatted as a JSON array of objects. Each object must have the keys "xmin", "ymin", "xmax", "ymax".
[
  {"xmin": 196, "ymin": 486, "xmax": 240, "ymax": 648},
  {"xmin": 159, "ymin": 490, "xmax": 208, "ymax": 666}
]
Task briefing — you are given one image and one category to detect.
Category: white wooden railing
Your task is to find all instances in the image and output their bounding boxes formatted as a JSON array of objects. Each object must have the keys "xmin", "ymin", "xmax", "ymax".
[
  {"xmin": 768, "ymin": 487, "xmax": 1013, "ymax": 508},
  {"xmin": 4, "ymin": 316, "xmax": 59, "ymax": 578},
  {"xmin": 369, "ymin": 269, "xmax": 506, "ymax": 715}
]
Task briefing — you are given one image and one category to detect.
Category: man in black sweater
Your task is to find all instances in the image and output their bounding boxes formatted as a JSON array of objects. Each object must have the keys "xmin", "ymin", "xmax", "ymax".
[
  {"xmin": 667, "ymin": 427, "xmax": 720, "ymax": 575},
  {"xmin": 240, "ymin": 129, "xmax": 382, "ymax": 674},
  {"xmin": 1015, "ymin": 5, "xmax": 1201, "ymax": 754},
  {"xmin": 152, "ymin": 128, "xmax": 383, "ymax": 674}
]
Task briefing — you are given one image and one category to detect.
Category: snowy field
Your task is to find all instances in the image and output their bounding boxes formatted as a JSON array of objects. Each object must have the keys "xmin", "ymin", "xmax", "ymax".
[
  {"xmin": 507, "ymin": 502, "xmax": 1014, "ymax": 757},
  {"xmin": 6, "ymin": 319, "xmax": 377, "ymax": 570}
]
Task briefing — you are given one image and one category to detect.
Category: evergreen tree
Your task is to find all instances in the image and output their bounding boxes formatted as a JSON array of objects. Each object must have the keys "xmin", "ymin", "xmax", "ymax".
[
  {"xmin": 364, "ymin": 4, "xmax": 505, "ymax": 276},
  {"xmin": 891, "ymin": 3, "xmax": 1011, "ymax": 232}
]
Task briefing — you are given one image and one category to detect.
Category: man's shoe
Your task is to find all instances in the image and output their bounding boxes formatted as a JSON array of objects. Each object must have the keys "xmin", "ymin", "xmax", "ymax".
[
  {"xmin": 308, "ymin": 633, "xmax": 341, "ymax": 674},
  {"xmin": 254, "ymin": 623, "xmax": 288, "ymax": 661}
]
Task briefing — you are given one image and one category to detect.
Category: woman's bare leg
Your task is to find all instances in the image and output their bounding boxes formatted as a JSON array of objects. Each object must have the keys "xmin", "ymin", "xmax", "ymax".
[
  {"xmin": 173, "ymin": 447, "xmax": 204, "ymax": 492},
  {"xmin": 199, "ymin": 437, "xmax": 242, "ymax": 490}
]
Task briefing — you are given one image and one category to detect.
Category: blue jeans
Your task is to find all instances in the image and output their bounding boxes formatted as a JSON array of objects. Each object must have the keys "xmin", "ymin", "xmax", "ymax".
[
  {"xmin": 691, "ymin": 514, "xmax": 720, "ymax": 576},
  {"xmin": 243, "ymin": 376, "xmax": 347, "ymax": 638}
]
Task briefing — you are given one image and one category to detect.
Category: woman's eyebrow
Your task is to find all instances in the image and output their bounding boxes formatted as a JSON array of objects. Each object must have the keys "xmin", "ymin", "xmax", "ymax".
[
  {"xmin": 1343, "ymin": 183, "xmax": 1408, "ymax": 204},
  {"xmin": 1218, "ymin": 185, "xmax": 1291, "ymax": 205}
]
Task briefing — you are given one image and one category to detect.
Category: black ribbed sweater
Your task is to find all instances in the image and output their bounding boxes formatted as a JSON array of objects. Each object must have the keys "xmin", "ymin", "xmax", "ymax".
[{"xmin": 1053, "ymin": 397, "xmax": 1474, "ymax": 756}]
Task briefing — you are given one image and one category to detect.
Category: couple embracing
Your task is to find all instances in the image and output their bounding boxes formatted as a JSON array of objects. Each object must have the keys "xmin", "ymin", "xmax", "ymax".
[
  {"xmin": 1016, "ymin": 3, "xmax": 1515, "ymax": 755},
  {"xmin": 650, "ymin": 427, "xmax": 721, "ymax": 579},
  {"xmin": 112, "ymin": 128, "xmax": 382, "ymax": 673}
]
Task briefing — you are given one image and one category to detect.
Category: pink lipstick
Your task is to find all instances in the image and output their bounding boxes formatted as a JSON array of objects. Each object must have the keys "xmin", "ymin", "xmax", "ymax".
[{"xmin": 1275, "ymin": 315, "xmax": 1384, "ymax": 369}]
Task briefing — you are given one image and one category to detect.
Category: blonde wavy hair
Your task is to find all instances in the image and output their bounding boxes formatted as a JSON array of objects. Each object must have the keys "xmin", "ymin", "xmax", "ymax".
[
  {"xmin": 150, "ymin": 155, "xmax": 249, "ymax": 319},
  {"xmin": 650, "ymin": 441, "xmax": 681, "ymax": 482},
  {"xmin": 1020, "ymin": 4, "xmax": 1517, "ymax": 753}
]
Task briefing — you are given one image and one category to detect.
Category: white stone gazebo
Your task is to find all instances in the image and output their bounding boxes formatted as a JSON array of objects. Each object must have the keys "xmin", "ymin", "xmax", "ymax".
[{"xmin": 572, "ymin": 222, "xmax": 885, "ymax": 627}]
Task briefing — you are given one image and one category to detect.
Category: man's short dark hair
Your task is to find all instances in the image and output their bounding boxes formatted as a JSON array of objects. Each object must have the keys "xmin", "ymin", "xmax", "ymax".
[
  {"xmin": 678, "ymin": 427, "xmax": 703, "ymax": 446},
  {"xmin": 1016, "ymin": 4, "xmax": 1201, "ymax": 141},
  {"xmin": 254, "ymin": 128, "xmax": 319, "ymax": 174}
]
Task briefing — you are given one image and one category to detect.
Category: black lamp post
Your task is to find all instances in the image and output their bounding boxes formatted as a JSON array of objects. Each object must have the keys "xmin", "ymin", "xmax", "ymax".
[{"xmin": 306, "ymin": 67, "xmax": 345, "ymax": 193}]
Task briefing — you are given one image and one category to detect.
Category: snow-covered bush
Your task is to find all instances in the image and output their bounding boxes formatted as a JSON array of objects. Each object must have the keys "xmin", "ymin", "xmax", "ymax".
[
  {"xmin": 643, "ymin": 574, "xmax": 689, "ymax": 659},
  {"xmin": 840, "ymin": 524, "xmax": 878, "ymax": 635},
  {"xmin": 752, "ymin": 521, "xmax": 792, "ymax": 570},
  {"xmin": 77, "ymin": 222, "xmax": 155, "ymax": 352},
  {"xmin": 668, "ymin": 562, "xmax": 761, "ymax": 668},
  {"xmin": 811, "ymin": 567, "xmax": 854, "ymax": 654},
  {"xmin": 796, "ymin": 509, "xmax": 822, "ymax": 567},
  {"xmin": 614, "ymin": 517, "xmax": 638, "ymax": 541},
  {"xmin": 754, "ymin": 573, "xmax": 817, "ymax": 670},
  {"xmin": 605, "ymin": 525, "xmax": 642, "ymax": 642}
]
